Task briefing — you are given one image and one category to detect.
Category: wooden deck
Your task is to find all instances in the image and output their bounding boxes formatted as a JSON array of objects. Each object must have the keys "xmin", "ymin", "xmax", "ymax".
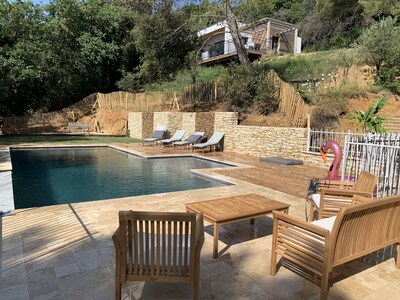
[{"xmin": 118, "ymin": 143, "xmax": 327, "ymax": 198}]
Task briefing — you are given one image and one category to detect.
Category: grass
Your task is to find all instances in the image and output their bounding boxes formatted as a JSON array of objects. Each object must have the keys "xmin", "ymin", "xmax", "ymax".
[
  {"xmin": 145, "ymin": 66, "xmax": 224, "ymax": 92},
  {"xmin": 0, "ymin": 135, "xmax": 141, "ymax": 145},
  {"xmin": 260, "ymin": 50, "xmax": 340, "ymax": 82}
]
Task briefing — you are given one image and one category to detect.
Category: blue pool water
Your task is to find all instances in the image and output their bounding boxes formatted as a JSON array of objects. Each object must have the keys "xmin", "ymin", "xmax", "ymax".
[{"xmin": 10, "ymin": 147, "xmax": 232, "ymax": 208}]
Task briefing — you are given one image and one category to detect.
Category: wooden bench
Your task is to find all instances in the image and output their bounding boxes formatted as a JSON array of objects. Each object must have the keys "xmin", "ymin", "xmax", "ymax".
[
  {"xmin": 271, "ymin": 194, "xmax": 400, "ymax": 300},
  {"xmin": 64, "ymin": 122, "xmax": 91, "ymax": 133}
]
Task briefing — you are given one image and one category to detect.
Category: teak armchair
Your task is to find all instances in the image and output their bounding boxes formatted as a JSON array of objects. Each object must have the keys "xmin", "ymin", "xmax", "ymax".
[
  {"xmin": 271, "ymin": 194, "xmax": 400, "ymax": 300},
  {"xmin": 112, "ymin": 211, "xmax": 204, "ymax": 300},
  {"xmin": 308, "ymin": 170, "xmax": 378, "ymax": 220}
]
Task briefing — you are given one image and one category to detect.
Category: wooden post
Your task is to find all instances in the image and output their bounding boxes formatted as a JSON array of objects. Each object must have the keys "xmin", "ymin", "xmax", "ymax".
[
  {"xmin": 266, "ymin": 20, "xmax": 271, "ymax": 50},
  {"xmin": 214, "ymin": 81, "xmax": 218, "ymax": 102}
]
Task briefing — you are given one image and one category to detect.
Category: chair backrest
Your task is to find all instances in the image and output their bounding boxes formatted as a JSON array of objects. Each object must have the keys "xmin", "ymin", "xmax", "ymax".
[
  {"xmin": 117, "ymin": 210, "xmax": 200, "ymax": 281},
  {"xmin": 155, "ymin": 125, "xmax": 167, "ymax": 131},
  {"xmin": 354, "ymin": 170, "xmax": 378, "ymax": 194},
  {"xmin": 206, "ymin": 132, "xmax": 224, "ymax": 145},
  {"xmin": 170, "ymin": 130, "xmax": 186, "ymax": 140},
  {"xmin": 330, "ymin": 194, "xmax": 400, "ymax": 267},
  {"xmin": 186, "ymin": 132, "xmax": 205, "ymax": 143}
]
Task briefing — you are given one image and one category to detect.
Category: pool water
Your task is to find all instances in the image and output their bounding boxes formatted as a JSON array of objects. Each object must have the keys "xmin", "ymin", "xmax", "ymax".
[{"xmin": 10, "ymin": 147, "xmax": 232, "ymax": 208}]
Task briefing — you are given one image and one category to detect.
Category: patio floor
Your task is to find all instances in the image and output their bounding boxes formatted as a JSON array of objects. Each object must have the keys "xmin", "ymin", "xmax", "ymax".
[{"xmin": 1, "ymin": 143, "xmax": 399, "ymax": 299}]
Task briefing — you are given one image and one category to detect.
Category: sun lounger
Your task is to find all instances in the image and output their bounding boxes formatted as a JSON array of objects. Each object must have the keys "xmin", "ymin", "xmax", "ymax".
[
  {"xmin": 142, "ymin": 125, "xmax": 167, "ymax": 146},
  {"xmin": 173, "ymin": 132, "xmax": 205, "ymax": 150},
  {"xmin": 192, "ymin": 132, "xmax": 224, "ymax": 152},
  {"xmin": 160, "ymin": 130, "xmax": 186, "ymax": 147}
]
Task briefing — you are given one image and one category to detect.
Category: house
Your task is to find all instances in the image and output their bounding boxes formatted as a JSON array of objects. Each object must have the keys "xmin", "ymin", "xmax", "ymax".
[{"xmin": 197, "ymin": 17, "xmax": 301, "ymax": 65}]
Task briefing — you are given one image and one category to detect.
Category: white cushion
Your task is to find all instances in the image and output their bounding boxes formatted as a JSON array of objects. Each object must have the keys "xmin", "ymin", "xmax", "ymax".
[
  {"xmin": 311, "ymin": 216, "xmax": 336, "ymax": 232},
  {"xmin": 311, "ymin": 194, "xmax": 320, "ymax": 208}
]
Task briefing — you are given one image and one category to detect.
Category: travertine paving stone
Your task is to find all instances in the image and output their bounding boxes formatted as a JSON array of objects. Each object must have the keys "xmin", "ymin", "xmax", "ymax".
[{"xmin": 0, "ymin": 143, "xmax": 398, "ymax": 299}]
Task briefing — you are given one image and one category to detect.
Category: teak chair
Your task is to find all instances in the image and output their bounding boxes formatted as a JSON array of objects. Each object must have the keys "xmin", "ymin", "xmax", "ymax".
[
  {"xmin": 308, "ymin": 170, "xmax": 378, "ymax": 220},
  {"xmin": 112, "ymin": 211, "xmax": 204, "ymax": 300},
  {"xmin": 271, "ymin": 194, "xmax": 400, "ymax": 300}
]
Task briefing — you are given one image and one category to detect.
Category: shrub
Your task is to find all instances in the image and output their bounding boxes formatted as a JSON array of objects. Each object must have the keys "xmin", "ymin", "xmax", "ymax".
[{"xmin": 218, "ymin": 64, "xmax": 279, "ymax": 116}]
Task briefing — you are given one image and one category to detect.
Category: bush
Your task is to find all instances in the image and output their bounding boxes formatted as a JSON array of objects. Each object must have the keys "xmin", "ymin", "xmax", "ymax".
[{"xmin": 218, "ymin": 64, "xmax": 278, "ymax": 116}]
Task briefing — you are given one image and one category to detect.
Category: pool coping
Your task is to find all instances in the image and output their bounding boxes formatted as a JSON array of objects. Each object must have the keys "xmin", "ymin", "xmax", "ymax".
[{"xmin": 3, "ymin": 144, "xmax": 257, "ymax": 211}]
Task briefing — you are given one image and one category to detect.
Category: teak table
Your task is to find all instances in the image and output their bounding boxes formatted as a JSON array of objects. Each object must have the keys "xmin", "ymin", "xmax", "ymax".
[{"xmin": 185, "ymin": 194, "xmax": 290, "ymax": 258}]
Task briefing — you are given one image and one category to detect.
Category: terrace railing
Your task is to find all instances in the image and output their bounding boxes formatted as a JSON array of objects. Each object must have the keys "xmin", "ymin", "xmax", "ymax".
[
  {"xmin": 306, "ymin": 129, "xmax": 366, "ymax": 152},
  {"xmin": 307, "ymin": 129, "xmax": 400, "ymax": 197},
  {"xmin": 199, "ymin": 37, "xmax": 268, "ymax": 61},
  {"xmin": 342, "ymin": 134, "xmax": 400, "ymax": 197}
]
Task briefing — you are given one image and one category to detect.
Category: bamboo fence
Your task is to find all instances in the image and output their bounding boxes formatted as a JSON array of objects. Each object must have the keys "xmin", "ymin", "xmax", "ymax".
[
  {"xmin": 1, "ymin": 71, "xmax": 312, "ymax": 135},
  {"xmin": 270, "ymin": 70, "xmax": 311, "ymax": 127},
  {"xmin": 95, "ymin": 91, "xmax": 169, "ymax": 111}
]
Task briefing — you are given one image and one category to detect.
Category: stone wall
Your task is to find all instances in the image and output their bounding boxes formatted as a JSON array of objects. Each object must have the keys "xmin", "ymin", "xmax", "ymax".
[
  {"xmin": 128, "ymin": 112, "xmax": 143, "ymax": 139},
  {"xmin": 181, "ymin": 113, "xmax": 196, "ymax": 139},
  {"xmin": 142, "ymin": 112, "xmax": 154, "ymax": 139},
  {"xmin": 127, "ymin": 111, "xmax": 332, "ymax": 168},
  {"xmin": 196, "ymin": 112, "xmax": 215, "ymax": 141}
]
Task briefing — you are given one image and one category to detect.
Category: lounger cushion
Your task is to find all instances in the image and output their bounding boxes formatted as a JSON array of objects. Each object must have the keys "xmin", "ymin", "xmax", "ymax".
[
  {"xmin": 152, "ymin": 130, "xmax": 165, "ymax": 139},
  {"xmin": 311, "ymin": 194, "xmax": 320, "ymax": 208},
  {"xmin": 186, "ymin": 134, "xmax": 202, "ymax": 143},
  {"xmin": 311, "ymin": 216, "xmax": 336, "ymax": 232}
]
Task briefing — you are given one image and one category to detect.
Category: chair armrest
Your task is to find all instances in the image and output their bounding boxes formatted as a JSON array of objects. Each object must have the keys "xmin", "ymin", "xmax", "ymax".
[
  {"xmin": 318, "ymin": 180, "xmax": 355, "ymax": 190},
  {"xmin": 272, "ymin": 210, "xmax": 331, "ymax": 277},
  {"xmin": 352, "ymin": 194, "xmax": 374, "ymax": 205},
  {"xmin": 112, "ymin": 227, "xmax": 123, "ymax": 254},
  {"xmin": 273, "ymin": 210, "xmax": 330, "ymax": 237},
  {"xmin": 320, "ymin": 188, "xmax": 371, "ymax": 197},
  {"xmin": 195, "ymin": 213, "xmax": 205, "ymax": 251}
]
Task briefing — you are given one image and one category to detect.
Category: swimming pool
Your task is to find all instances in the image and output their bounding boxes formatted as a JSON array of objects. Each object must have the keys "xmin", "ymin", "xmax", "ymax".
[{"xmin": 10, "ymin": 147, "xmax": 232, "ymax": 208}]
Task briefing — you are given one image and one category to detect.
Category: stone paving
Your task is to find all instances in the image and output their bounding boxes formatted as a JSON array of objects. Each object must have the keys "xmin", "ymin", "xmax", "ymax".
[{"xmin": 0, "ymin": 143, "xmax": 399, "ymax": 300}]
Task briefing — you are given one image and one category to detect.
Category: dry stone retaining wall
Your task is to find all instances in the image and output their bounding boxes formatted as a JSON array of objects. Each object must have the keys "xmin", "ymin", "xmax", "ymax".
[{"xmin": 128, "ymin": 111, "xmax": 332, "ymax": 168}]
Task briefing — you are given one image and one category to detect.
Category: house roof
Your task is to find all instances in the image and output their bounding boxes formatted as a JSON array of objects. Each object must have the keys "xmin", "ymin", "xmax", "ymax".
[{"xmin": 242, "ymin": 17, "xmax": 298, "ymax": 34}]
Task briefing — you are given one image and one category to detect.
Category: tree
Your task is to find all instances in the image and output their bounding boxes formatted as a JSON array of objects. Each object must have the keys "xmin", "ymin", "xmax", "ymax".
[
  {"xmin": 357, "ymin": 16, "xmax": 400, "ymax": 93},
  {"xmin": 220, "ymin": 0, "xmax": 252, "ymax": 74},
  {"xmin": 127, "ymin": 0, "xmax": 198, "ymax": 85}
]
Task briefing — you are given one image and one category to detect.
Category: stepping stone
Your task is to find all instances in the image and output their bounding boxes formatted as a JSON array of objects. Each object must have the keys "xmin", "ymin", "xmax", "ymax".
[{"xmin": 260, "ymin": 157, "xmax": 303, "ymax": 166}]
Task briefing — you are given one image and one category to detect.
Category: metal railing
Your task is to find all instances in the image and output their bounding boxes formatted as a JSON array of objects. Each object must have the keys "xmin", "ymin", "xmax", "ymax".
[
  {"xmin": 342, "ymin": 134, "xmax": 400, "ymax": 197},
  {"xmin": 199, "ymin": 37, "xmax": 268, "ymax": 60},
  {"xmin": 307, "ymin": 129, "xmax": 400, "ymax": 152}
]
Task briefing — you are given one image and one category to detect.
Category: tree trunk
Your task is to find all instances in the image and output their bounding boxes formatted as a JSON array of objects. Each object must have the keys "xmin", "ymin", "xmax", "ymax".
[{"xmin": 221, "ymin": 0, "xmax": 253, "ymax": 74}]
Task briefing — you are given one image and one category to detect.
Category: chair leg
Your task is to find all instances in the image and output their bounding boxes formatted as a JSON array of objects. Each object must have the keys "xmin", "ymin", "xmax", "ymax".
[
  {"xmin": 270, "ymin": 250, "xmax": 277, "ymax": 275},
  {"xmin": 320, "ymin": 270, "xmax": 330, "ymax": 300},
  {"xmin": 396, "ymin": 243, "xmax": 400, "ymax": 269},
  {"xmin": 115, "ymin": 282, "xmax": 122, "ymax": 300}
]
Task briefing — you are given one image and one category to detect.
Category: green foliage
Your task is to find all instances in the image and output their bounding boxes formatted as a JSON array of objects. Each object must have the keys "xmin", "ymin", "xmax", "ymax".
[
  {"xmin": 360, "ymin": 0, "xmax": 400, "ymax": 24},
  {"xmin": 0, "ymin": 0, "xmax": 135, "ymax": 115},
  {"xmin": 145, "ymin": 66, "xmax": 224, "ymax": 92},
  {"xmin": 260, "ymin": 51, "xmax": 338, "ymax": 81},
  {"xmin": 311, "ymin": 87, "xmax": 350, "ymax": 129},
  {"xmin": 130, "ymin": 1, "xmax": 198, "ymax": 85},
  {"xmin": 346, "ymin": 98, "xmax": 388, "ymax": 133},
  {"xmin": 357, "ymin": 17, "xmax": 400, "ymax": 94},
  {"xmin": 218, "ymin": 64, "xmax": 278, "ymax": 116}
]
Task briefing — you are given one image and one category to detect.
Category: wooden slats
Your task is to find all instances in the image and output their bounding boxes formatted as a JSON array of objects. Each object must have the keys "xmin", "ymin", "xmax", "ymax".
[{"xmin": 271, "ymin": 195, "xmax": 400, "ymax": 300}]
